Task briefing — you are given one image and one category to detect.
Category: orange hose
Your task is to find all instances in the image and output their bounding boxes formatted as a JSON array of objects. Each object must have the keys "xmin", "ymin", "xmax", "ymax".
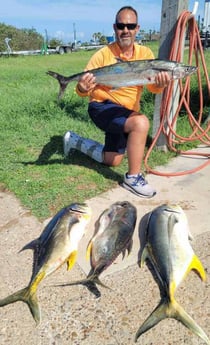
[{"xmin": 144, "ymin": 10, "xmax": 210, "ymax": 177}]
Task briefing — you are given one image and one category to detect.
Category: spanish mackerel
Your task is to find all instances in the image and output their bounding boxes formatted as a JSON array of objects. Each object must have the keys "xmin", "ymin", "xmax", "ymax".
[{"xmin": 47, "ymin": 58, "xmax": 197, "ymax": 99}]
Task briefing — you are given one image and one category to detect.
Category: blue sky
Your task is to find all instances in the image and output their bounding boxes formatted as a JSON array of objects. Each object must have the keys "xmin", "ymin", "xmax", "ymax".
[{"xmin": 0, "ymin": 0, "xmax": 205, "ymax": 43}]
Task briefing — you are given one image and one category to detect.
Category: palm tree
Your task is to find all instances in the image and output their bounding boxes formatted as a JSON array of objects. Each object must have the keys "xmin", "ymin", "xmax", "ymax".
[{"xmin": 92, "ymin": 32, "xmax": 102, "ymax": 43}]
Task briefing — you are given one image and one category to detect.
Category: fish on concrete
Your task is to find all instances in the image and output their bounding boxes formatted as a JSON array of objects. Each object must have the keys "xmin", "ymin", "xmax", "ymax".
[
  {"xmin": 47, "ymin": 58, "xmax": 197, "ymax": 99},
  {"xmin": 57, "ymin": 201, "xmax": 137, "ymax": 297},
  {"xmin": 135, "ymin": 204, "xmax": 210, "ymax": 344},
  {"xmin": 0, "ymin": 203, "xmax": 91, "ymax": 324}
]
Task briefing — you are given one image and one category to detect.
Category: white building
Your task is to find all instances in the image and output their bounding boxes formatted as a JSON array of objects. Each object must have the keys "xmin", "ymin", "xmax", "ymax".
[{"xmin": 204, "ymin": 0, "xmax": 210, "ymax": 32}]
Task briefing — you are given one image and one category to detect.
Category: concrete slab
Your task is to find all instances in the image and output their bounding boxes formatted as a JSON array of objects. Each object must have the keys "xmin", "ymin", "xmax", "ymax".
[{"xmin": 0, "ymin": 191, "xmax": 31, "ymax": 229}]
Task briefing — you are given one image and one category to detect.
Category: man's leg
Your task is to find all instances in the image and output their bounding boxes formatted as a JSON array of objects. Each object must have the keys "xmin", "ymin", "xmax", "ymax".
[
  {"xmin": 103, "ymin": 151, "xmax": 124, "ymax": 166},
  {"xmin": 64, "ymin": 130, "xmax": 125, "ymax": 166},
  {"xmin": 63, "ymin": 131, "xmax": 104, "ymax": 163},
  {"xmin": 122, "ymin": 112, "xmax": 156, "ymax": 198},
  {"xmin": 124, "ymin": 112, "xmax": 149, "ymax": 175},
  {"xmin": 64, "ymin": 101, "xmax": 156, "ymax": 197}
]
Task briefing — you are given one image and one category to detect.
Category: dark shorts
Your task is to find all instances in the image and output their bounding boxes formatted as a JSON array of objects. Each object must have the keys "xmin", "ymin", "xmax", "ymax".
[{"xmin": 88, "ymin": 100, "xmax": 133, "ymax": 153}]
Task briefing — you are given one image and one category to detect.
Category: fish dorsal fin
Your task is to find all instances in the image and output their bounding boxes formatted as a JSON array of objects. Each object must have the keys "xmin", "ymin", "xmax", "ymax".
[
  {"xmin": 86, "ymin": 241, "xmax": 93, "ymax": 261},
  {"xmin": 122, "ymin": 248, "xmax": 126, "ymax": 260},
  {"xmin": 20, "ymin": 239, "xmax": 39, "ymax": 252},
  {"xmin": 127, "ymin": 238, "xmax": 133, "ymax": 256},
  {"xmin": 139, "ymin": 245, "xmax": 149, "ymax": 267},
  {"xmin": 186, "ymin": 254, "xmax": 206, "ymax": 282},
  {"xmin": 168, "ymin": 213, "xmax": 179, "ymax": 237},
  {"xmin": 66, "ymin": 250, "xmax": 77, "ymax": 271},
  {"xmin": 122, "ymin": 239, "xmax": 134, "ymax": 259}
]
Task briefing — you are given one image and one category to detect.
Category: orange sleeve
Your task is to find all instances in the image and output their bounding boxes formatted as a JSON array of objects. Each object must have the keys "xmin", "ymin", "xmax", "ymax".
[
  {"xmin": 75, "ymin": 84, "xmax": 89, "ymax": 98},
  {"xmin": 147, "ymin": 84, "xmax": 164, "ymax": 94}
]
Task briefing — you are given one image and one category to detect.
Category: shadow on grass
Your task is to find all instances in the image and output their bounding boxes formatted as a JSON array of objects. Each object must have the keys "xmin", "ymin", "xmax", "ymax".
[{"xmin": 22, "ymin": 135, "xmax": 122, "ymax": 183}]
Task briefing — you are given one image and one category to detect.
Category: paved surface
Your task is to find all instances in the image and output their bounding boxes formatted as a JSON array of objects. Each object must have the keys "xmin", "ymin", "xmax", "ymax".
[{"xmin": 0, "ymin": 146, "xmax": 210, "ymax": 345}]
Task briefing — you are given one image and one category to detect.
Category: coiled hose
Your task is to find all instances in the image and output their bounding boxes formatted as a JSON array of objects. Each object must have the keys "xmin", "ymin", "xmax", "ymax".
[{"xmin": 144, "ymin": 10, "xmax": 210, "ymax": 177}]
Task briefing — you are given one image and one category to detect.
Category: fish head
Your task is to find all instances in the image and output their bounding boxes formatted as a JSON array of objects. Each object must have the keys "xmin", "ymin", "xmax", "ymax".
[
  {"xmin": 140, "ymin": 203, "xmax": 189, "ymax": 261},
  {"xmin": 89, "ymin": 201, "xmax": 137, "ymax": 272},
  {"xmin": 166, "ymin": 204, "xmax": 194, "ymax": 241},
  {"xmin": 109, "ymin": 201, "xmax": 137, "ymax": 226},
  {"xmin": 95, "ymin": 201, "xmax": 136, "ymax": 233},
  {"xmin": 156, "ymin": 203, "xmax": 190, "ymax": 238},
  {"xmin": 62, "ymin": 203, "xmax": 92, "ymax": 257},
  {"xmin": 68, "ymin": 202, "xmax": 92, "ymax": 221},
  {"xmin": 164, "ymin": 203, "xmax": 184, "ymax": 215},
  {"xmin": 173, "ymin": 64, "xmax": 197, "ymax": 79}
]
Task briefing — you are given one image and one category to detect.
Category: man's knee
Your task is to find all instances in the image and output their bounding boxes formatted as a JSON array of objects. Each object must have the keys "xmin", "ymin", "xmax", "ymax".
[
  {"xmin": 125, "ymin": 113, "xmax": 150, "ymax": 133},
  {"xmin": 135, "ymin": 114, "xmax": 150, "ymax": 132}
]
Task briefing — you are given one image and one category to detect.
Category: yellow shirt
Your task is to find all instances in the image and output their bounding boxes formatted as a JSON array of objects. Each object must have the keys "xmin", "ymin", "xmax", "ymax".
[{"xmin": 76, "ymin": 42, "xmax": 163, "ymax": 112}]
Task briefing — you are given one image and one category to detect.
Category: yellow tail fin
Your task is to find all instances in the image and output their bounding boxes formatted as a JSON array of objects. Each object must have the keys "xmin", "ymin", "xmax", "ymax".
[
  {"xmin": 0, "ymin": 286, "xmax": 41, "ymax": 325},
  {"xmin": 135, "ymin": 298, "xmax": 210, "ymax": 344}
]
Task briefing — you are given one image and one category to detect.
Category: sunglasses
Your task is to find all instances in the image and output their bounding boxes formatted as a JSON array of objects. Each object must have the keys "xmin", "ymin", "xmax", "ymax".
[{"xmin": 115, "ymin": 23, "xmax": 137, "ymax": 30}]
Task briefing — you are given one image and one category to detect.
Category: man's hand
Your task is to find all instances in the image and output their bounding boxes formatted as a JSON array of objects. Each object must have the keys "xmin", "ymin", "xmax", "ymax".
[
  {"xmin": 77, "ymin": 73, "xmax": 96, "ymax": 93},
  {"xmin": 154, "ymin": 71, "xmax": 171, "ymax": 88}
]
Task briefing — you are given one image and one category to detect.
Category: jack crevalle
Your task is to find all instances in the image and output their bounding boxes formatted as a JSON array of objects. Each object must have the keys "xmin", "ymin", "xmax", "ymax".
[
  {"xmin": 47, "ymin": 58, "xmax": 197, "ymax": 99},
  {"xmin": 135, "ymin": 204, "xmax": 210, "ymax": 344},
  {"xmin": 0, "ymin": 203, "xmax": 91, "ymax": 324},
  {"xmin": 57, "ymin": 201, "xmax": 137, "ymax": 297}
]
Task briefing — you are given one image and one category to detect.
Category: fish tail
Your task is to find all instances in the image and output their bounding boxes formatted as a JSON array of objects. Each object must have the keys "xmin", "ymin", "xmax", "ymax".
[
  {"xmin": 55, "ymin": 274, "xmax": 111, "ymax": 298},
  {"xmin": 55, "ymin": 278, "xmax": 101, "ymax": 298},
  {"xmin": 0, "ymin": 287, "xmax": 41, "ymax": 325},
  {"xmin": 46, "ymin": 71, "xmax": 70, "ymax": 99},
  {"xmin": 81, "ymin": 279, "xmax": 102, "ymax": 298},
  {"xmin": 91, "ymin": 275, "xmax": 111, "ymax": 290},
  {"xmin": 173, "ymin": 300, "xmax": 210, "ymax": 345},
  {"xmin": 135, "ymin": 298, "xmax": 210, "ymax": 345},
  {"xmin": 80, "ymin": 274, "xmax": 111, "ymax": 298},
  {"xmin": 135, "ymin": 299, "xmax": 168, "ymax": 342}
]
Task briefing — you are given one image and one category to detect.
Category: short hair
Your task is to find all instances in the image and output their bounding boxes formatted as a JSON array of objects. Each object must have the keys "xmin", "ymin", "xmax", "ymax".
[{"xmin": 115, "ymin": 6, "xmax": 138, "ymax": 23}]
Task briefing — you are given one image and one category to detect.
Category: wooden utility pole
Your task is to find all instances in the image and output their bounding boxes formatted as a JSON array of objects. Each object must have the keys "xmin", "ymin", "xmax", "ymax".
[{"xmin": 152, "ymin": 0, "xmax": 189, "ymax": 150}]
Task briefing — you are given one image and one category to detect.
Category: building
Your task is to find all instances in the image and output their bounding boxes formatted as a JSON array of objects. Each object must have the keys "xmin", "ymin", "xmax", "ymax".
[{"xmin": 204, "ymin": 0, "xmax": 210, "ymax": 32}]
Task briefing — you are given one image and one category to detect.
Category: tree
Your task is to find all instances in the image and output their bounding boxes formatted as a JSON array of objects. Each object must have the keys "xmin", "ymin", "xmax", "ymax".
[
  {"xmin": 99, "ymin": 35, "xmax": 108, "ymax": 45},
  {"xmin": 0, "ymin": 23, "xmax": 43, "ymax": 51},
  {"xmin": 48, "ymin": 38, "xmax": 63, "ymax": 48},
  {"xmin": 92, "ymin": 32, "xmax": 102, "ymax": 43}
]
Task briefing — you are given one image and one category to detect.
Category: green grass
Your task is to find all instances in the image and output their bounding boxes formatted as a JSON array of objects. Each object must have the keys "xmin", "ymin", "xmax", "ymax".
[{"xmin": 0, "ymin": 47, "xmax": 209, "ymax": 219}]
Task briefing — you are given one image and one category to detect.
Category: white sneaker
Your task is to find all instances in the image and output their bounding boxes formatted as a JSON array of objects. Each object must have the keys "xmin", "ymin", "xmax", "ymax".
[
  {"xmin": 63, "ymin": 131, "xmax": 78, "ymax": 156},
  {"xmin": 122, "ymin": 173, "xmax": 156, "ymax": 198}
]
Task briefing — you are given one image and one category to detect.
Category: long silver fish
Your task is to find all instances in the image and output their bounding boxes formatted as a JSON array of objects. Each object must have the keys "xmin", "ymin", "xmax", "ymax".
[
  {"xmin": 135, "ymin": 204, "xmax": 210, "ymax": 344},
  {"xmin": 47, "ymin": 58, "xmax": 197, "ymax": 99},
  {"xmin": 0, "ymin": 203, "xmax": 91, "ymax": 324},
  {"xmin": 57, "ymin": 201, "xmax": 137, "ymax": 297}
]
